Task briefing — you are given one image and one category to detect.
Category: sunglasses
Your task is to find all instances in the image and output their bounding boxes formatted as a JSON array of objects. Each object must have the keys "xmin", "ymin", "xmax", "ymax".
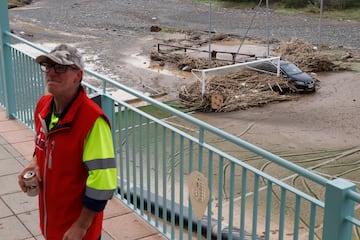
[{"xmin": 40, "ymin": 62, "xmax": 79, "ymax": 73}]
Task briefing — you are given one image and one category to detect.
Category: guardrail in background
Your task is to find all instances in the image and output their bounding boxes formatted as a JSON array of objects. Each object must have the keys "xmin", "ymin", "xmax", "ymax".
[{"xmin": 1, "ymin": 4, "xmax": 360, "ymax": 239}]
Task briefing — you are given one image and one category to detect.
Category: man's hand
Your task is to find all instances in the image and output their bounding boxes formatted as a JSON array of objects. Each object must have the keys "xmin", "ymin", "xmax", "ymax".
[
  {"xmin": 62, "ymin": 224, "xmax": 87, "ymax": 240},
  {"xmin": 62, "ymin": 207, "xmax": 98, "ymax": 240},
  {"xmin": 18, "ymin": 156, "xmax": 41, "ymax": 192}
]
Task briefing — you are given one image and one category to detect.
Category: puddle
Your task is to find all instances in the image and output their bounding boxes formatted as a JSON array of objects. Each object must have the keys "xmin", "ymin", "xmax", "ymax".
[
  {"xmin": 123, "ymin": 52, "xmax": 194, "ymax": 79},
  {"xmin": 148, "ymin": 63, "xmax": 193, "ymax": 79}
]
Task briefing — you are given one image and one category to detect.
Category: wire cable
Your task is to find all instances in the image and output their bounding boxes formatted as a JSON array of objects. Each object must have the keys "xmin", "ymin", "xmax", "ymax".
[{"xmin": 235, "ymin": 0, "xmax": 264, "ymax": 61}]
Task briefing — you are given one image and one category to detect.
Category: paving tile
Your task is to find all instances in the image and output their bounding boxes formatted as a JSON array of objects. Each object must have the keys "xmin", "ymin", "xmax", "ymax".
[
  {"xmin": 103, "ymin": 213, "xmax": 159, "ymax": 239},
  {"xmin": 0, "ymin": 197, "xmax": 13, "ymax": 218},
  {"xmin": 104, "ymin": 197, "xmax": 132, "ymax": 219},
  {"xmin": 0, "ymin": 145, "xmax": 13, "ymax": 160},
  {"xmin": 2, "ymin": 192, "xmax": 38, "ymax": 215},
  {"xmin": 0, "ymin": 215, "xmax": 32, "ymax": 240},
  {"xmin": 16, "ymin": 156, "xmax": 32, "ymax": 168},
  {"xmin": 0, "ymin": 120, "xmax": 27, "ymax": 133},
  {"xmin": 1, "ymin": 128, "xmax": 34, "ymax": 145},
  {"xmin": 0, "ymin": 109, "xmax": 6, "ymax": 120},
  {"xmin": 0, "ymin": 173, "xmax": 22, "ymax": 195},
  {"xmin": 0, "ymin": 159, "xmax": 23, "ymax": 176},
  {"xmin": 1, "ymin": 142, "xmax": 23, "ymax": 159},
  {"xmin": 18, "ymin": 210, "xmax": 41, "ymax": 237},
  {"xmin": 11, "ymin": 141, "xmax": 34, "ymax": 160},
  {"xmin": 141, "ymin": 233, "xmax": 169, "ymax": 240},
  {"xmin": 101, "ymin": 230, "xmax": 114, "ymax": 240},
  {"xmin": 0, "ymin": 136, "xmax": 7, "ymax": 145}
]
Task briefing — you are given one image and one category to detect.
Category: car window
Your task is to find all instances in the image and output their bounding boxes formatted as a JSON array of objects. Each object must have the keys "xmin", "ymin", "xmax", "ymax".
[
  {"xmin": 259, "ymin": 63, "xmax": 277, "ymax": 73},
  {"xmin": 281, "ymin": 63, "xmax": 302, "ymax": 75}
]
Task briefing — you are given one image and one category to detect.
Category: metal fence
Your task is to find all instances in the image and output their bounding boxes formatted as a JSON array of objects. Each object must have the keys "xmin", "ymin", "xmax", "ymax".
[{"xmin": 2, "ymin": 5, "xmax": 360, "ymax": 240}]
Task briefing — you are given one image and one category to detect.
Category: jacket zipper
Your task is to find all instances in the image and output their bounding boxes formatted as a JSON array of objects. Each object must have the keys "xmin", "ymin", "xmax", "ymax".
[
  {"xmin": 38, "ymin": 114, "xmax": 70, "ymax": 238},
  {"xmin": 43, "ymin": 138, "xmax": 49, "ymax": 238},
  {"xmin": 48, "ymin": 140, "xmax": 55, "ymax": 169},
  {"xmin": 39, "ymin": 115, "xmax": 49, "ymax": 238}
]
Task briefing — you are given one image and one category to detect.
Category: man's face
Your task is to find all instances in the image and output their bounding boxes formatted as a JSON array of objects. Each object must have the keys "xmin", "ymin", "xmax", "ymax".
[{"xmin": 41, "ymin": 62, "xmax": 83, "ymax": 96}]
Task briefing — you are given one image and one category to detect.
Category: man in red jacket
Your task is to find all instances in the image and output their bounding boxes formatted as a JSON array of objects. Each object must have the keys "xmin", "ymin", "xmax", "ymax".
[{"xmin": 18, "ymin": 44, "xmax": 117, "ymax": 240}]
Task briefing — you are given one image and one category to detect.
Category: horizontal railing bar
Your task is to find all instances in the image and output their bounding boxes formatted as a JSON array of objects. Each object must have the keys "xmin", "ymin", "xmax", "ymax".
[
  {"xmin": 345, "ymin": 216, "xmax": 360, "ymax": 227},
  {"xmin": 347, "ymin": 190, "xmax": 360, "ymax": 203}
]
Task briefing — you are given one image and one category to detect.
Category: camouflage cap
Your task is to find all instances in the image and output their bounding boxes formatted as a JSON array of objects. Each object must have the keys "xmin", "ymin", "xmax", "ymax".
[{"xmin": 35, "ymin": 44, "xmax": 84, "ymax": 70}]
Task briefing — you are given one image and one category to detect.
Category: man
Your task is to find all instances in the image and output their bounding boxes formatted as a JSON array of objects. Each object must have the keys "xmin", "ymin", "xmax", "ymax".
[{"xmin": 18, "ymin": 44, "xmax": 117, "ymax": 240}]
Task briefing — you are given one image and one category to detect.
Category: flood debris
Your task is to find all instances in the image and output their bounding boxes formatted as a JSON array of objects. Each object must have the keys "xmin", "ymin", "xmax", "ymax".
[
  {"xmin": 273, "ymin": 38, "xmax": 341, "ymax": 72},
  {"xmin": 179, "ymin": 71, "xmax": 298, "ymax": 112},
  {"xmin": 150, "ymin": 51, "xmax": 227, "ymax": 71},
  {"xmin": 8, "ymin": 0, "xmax": 32, "ymax": 9},
  {"xmin": 150, "ymin": 34, "xmax": 346, "ymax": 112}
]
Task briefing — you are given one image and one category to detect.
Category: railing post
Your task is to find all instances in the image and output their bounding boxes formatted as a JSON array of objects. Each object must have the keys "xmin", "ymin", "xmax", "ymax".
[
  {"xmin": 0, "ymin": 0, "xmax": 17, "ymax": 119},
  {"xmin": 100, "ymin": 94, "xmax": 115, "ymax": 144},
  {"xmin": 322, "ymin": 178, "xmax": 355, "ymax": 240}
]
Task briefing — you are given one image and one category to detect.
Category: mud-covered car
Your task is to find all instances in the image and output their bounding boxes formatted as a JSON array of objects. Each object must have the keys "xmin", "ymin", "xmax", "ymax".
[{"xmin": 245, "ymin": 57, "xmax": 316, "ymax": 92}]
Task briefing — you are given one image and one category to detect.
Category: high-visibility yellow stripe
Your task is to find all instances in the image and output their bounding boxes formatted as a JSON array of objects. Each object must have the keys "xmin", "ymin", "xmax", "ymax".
[
  {"xmin": 87, "ymin": 168, "xmax": 117, "ymax": 190},
  {"xmin": 83, "ymin": 117, "xmax": 114, "ymax": 161}
]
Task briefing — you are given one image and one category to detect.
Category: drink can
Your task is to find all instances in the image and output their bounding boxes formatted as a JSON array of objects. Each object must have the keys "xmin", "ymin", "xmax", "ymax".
[{"xmin": 23, "ymin": 170, "xmax": 39, "ymax": 197}]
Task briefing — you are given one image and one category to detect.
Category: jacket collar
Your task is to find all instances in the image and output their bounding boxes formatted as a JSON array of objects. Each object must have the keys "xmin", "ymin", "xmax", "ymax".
[{"xmin": 39, "ymin": 86, "xmax": 86, "ymax": 129}]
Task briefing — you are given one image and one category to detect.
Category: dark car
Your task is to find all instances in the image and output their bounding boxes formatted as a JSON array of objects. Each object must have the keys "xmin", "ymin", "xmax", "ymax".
[{"xmin": 245, "ymin": 57, "xmax": 316, "ymax": 92}]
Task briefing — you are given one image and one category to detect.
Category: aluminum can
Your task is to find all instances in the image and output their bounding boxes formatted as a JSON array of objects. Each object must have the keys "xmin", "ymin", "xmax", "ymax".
[{"xmin": 23, "ymin": 170, "xmax": 39, "ymax": 197}]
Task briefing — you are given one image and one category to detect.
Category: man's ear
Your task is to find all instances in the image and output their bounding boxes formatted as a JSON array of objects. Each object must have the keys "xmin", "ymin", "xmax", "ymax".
[{"xmin": 77, "ymin": 69, "xmax": 83, "ymax": 82}]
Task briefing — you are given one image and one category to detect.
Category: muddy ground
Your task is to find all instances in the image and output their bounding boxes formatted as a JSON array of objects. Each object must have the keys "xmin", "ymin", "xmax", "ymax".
[
  {"xmin": 7, "ymin": 0, "xmax": 360, "ymax": 184},
  {"xmin": 6, "ymin": 1, "xmax": 360, "ymax": 238}
]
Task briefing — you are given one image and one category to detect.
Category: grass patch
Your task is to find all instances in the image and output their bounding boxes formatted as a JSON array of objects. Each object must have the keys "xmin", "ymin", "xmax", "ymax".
[
  {"xmin": 342, "ymin": 62, "xmax": 360, "ymax": 72},
  {"xmin": 191, "ymin": 0, "xmax": 360, "ymax": 21},
  {"xmin": 114, "ymin": 100, "xmax": 190, "ymax": 130},
  {"xmin": 191, "ymin": 0, "xmax": 258, "ymax": 9},
  {"xmin": 138, "ymin": 100, "xmax": 189, "ymax": 119},
  {"xmin": 275, "ymin": 5, "xmax": 360, "ymax": 21}
]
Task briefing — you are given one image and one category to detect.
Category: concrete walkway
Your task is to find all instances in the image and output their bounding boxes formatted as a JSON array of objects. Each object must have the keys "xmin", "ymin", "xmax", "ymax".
[{"xmin": 0, "ymin": 108, "xmax": 166, "ymax": 240}]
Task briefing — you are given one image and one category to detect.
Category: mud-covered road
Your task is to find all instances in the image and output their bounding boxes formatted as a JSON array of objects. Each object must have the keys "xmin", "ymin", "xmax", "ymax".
[
  {"xmin": 9, "ymin": 0, "xmax": 360, "ymax": 48},
  {"xmin": 8, "ymin": 0, "xmax": 360, "ymax": 184},
  {"xmin": 8, "ymin": 0, "xmax": 360, "ymax": 95}
]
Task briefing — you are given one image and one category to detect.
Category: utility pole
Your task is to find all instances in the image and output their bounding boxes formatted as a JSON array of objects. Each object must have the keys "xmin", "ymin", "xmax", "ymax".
[
  {"xmin": 266, "ymin": 0, "xmax": 270, "ymax": 56},
  {"xmin": 208, "ymin": 0, "xmax": 212, "ymax": 68},
  {"xmin": 318, "ymin": 0, "xmax": 323, "ymax": 51}
]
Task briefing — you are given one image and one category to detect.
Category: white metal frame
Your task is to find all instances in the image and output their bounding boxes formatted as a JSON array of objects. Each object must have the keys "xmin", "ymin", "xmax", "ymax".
[{"xmin": 191, "ymin": 56, "xmax": 281, "ymax": 95}]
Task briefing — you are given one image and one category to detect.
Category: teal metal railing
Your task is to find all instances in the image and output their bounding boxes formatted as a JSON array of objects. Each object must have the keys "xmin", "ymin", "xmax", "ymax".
[{"xmin": 2, "ymin": 3, "xmax": 360, "ymax": 239}]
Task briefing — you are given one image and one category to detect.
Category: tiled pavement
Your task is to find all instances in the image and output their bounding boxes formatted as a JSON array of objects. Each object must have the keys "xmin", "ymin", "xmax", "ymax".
[{"xmin": 0, "ymin": 108, "xmax": 167, "ymax": 240}]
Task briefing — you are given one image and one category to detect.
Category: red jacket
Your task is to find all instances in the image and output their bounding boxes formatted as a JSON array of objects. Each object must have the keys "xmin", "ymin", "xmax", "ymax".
[{"xmin": 34, "ymin": 87, "xmax": 108, "ymax": 239}]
